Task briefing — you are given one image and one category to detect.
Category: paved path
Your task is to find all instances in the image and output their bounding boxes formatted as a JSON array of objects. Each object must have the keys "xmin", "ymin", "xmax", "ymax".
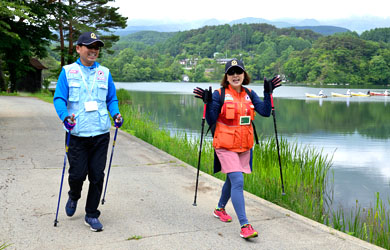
[{"xmin": 0, "ymin": 96, "xmax": 384, "ymax": 250}]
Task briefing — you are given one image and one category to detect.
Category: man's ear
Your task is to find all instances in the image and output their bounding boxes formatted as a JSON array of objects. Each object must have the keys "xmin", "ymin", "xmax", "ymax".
[{"xmin": 75, "ymin": 45, "xmax": 81, "ymax": 53}]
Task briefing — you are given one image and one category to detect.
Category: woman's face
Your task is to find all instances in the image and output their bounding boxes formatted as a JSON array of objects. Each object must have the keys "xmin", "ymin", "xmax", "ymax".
[{"xmin": 226, "ymin": 66, "xmax": 245, "ymax": 90}]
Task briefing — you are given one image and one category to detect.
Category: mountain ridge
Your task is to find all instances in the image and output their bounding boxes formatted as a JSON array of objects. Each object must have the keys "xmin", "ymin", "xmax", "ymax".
[{"xmin": 114, "ymin": 16, "xmax": 390, "ymax": 36}]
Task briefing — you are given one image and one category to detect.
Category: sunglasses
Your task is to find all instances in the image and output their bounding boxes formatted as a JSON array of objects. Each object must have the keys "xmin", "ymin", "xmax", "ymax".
[
  {"xmin": 227, "ymin": 67, "xmax": 244, "ymax": 76},
  {"xmin": 84, "ymin": 44, "xmax": 100, "ymax": 50}
]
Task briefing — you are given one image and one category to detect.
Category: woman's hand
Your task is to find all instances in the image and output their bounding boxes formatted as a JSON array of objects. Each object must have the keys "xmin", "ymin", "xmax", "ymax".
[
  {"xmin": 193, "ymin": 86, "xmax": 212, "ymax": 104},
  {"xmin": 264, "ymin": 76, "xmax": 282, "ymax": 94}
]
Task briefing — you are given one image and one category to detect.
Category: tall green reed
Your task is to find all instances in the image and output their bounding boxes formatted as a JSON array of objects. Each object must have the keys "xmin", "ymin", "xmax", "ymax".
[
  {"xmin": 330, "ymin": 193, "xmax": 390, "ymax": 249},
  {"xmin": 246, "ymin": 137, "xmax": 332, "ymax": 222},
  {"xmin": 117, "ymin": 89, "xmax": 332, "ymax": 223}
]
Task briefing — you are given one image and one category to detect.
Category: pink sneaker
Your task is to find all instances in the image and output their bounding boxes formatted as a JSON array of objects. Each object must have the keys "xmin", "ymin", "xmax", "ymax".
[
  {"xmin": 240, "ymin": 224, "xmax": 258, "ymax": 239},
  {"xmin": 213, "ymin": 208, "xmax": 232, "ymax": 222}
]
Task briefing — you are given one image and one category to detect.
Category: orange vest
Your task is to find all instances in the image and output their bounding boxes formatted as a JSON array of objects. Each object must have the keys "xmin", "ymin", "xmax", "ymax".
[{"xmin": 213, "ymin": 85, "xmax": 256, "ymax": 152}]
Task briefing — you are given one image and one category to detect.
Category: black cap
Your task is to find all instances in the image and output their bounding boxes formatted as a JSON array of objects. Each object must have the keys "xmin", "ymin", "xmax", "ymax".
[
  {"xmin": 225, "ymin": 59, "xmax": 245, "ymax": 74},
  {"xmin": 76, "ymin": 32, "xmax": 104, "ymax": 47}
]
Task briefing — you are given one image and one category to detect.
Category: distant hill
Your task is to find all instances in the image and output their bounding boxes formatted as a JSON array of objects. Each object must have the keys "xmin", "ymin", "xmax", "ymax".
[
  {"xmin": 292, "ymin": 26, "xmax": 350, "ymax": 36},
  {"xmin": 113, "ymin": 17, "xmax": 388, "ymax": 37},
  {"xmin": 228, "ymin": 17, "xmax": 292, "ymax": 28},
  {"xmin": 114, "ymin": 18, "xmax": 224, "ymax": 35},
  {"xmin": 325, "ymin": 17, "xmax": 390, "ymax": 34},
  {"xmin": 119, "ymin": 31, "xmax": 175, "ymax": 45}
]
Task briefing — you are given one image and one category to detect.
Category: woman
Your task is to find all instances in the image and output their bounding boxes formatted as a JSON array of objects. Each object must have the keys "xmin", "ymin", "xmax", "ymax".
[{"xmin": 193, "ymin": 58, "xmax": 281, "ymax": 239}]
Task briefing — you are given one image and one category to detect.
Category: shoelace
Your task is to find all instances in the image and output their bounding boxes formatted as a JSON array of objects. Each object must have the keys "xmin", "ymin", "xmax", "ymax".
[
  {"xmin": 89, "ymin": 218, "xmax": 99, "ymax": 224},
  {"xmin": 70, "ymin": 201, "xmax": 76, "ymax": 208},
  {"xmin": 216, "ymin": 208, "xmax": 227, "ymax": 215}
]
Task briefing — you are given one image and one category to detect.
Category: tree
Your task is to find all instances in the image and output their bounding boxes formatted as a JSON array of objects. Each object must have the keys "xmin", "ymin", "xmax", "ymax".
[
  {"xmin": 1, "ymin": 1, "xmax": 29, "ymax": 91},
  {"xmin": 50, "ymin": 0, "xmax": 127, "ymax": 67},
  {"xmin": 367, "ymin": 55, "xmax": 390, "ymax": 85},
  {"xmin": 193, "ymin": 64, "xmax": 206, "ymax": 82},
  {"xmin": 0, "ymin": 0, "xmax": 53, "ymax": 92}
]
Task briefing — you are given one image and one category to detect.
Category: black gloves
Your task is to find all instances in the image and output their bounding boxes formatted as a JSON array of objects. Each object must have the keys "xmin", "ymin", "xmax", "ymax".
[
  {"xmin": 193, "ymin": 86, "xmax": 212, "ymax": 104},
  {"xmin": 264, "ymin": 75, "xmax": 282, "ymax": 94}
]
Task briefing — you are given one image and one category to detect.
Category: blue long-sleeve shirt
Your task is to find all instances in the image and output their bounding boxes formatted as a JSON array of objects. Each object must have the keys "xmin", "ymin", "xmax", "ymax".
[{"xmin": 53, "ymin": 59, "xmax": 119, "ymax": 122}]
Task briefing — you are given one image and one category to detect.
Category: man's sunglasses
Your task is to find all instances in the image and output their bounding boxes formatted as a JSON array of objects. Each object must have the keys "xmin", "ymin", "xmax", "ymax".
[
  {"xmin": 227, "ymin": 67, "xmax": 244, "ymax": 76},
  {"xmin": 84, "ymin": 44, "xmax": 100, "ymax": 50}
]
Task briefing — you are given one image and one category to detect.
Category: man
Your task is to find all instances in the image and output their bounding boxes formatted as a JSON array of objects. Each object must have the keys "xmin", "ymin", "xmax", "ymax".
[{"xmin": 53, "ymin": 31, "xmax": 123, "ymax": 232}]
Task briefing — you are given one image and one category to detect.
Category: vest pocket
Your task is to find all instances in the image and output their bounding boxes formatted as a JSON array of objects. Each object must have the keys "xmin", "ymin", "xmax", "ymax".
[
  {"xmin": 242, "ymin": 127, "xmax": 254, "ymax": 149},
  {"xmin": 69, "ymin": 82, "xmax": 81, "ymax": 102},
  {"xmin": 214, "ymin": 124, "xmax": 234, "ymax": 149},
  {"xmin": 97, "ymin": 83, "xmax": 108, "ymax": 101},
  {"xmin": 225, "ymin": 103, "xmax": 235, "ymax": 119},
  {"xmin": 99, "ymin": 109, "xmax": 110, "ymax": 130}
]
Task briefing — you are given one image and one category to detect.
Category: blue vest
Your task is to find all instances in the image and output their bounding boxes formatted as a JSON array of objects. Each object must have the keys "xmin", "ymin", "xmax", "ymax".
[{"xmin": 64, "ymin": 62, "xmax": 111, "ymax": 137}]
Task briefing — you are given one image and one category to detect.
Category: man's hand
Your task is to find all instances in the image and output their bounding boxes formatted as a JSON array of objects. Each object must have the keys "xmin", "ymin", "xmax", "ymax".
[
  {"xmin": 63, "ymin": 114, "xmax": 76, "ymax": 131},
  {"xmin": 113, "ymin": 113, "xmax": 123, "ymax": 128}
]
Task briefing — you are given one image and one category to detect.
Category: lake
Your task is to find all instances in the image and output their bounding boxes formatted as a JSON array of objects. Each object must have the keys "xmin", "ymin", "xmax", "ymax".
[{"xmin": 116, "ymin": 81, "xmax": 390, "ymax": 212}]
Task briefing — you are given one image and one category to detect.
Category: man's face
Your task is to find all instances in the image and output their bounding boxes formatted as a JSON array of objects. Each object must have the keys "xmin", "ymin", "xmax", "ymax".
[{"xmin": 76, "ymin": 43, "xmax": 100, "ymax": 66}]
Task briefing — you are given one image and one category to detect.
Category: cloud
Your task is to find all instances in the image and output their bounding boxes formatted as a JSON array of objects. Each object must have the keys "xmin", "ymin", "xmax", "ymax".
[{"xmin": 110, "ymin": 0, "xmax": 390, "ymax": 21}]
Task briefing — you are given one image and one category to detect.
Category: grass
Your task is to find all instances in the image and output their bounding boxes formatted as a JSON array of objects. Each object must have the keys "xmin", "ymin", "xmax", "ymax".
[
  {"xmin": 0, "ymin": 90, "xmax": 54, "ymax": 103},
  {"xmin": 329, "ymin": 193, "xmax": 390, "ymax": 249},
  {"xmin": 117, "ymin": 90, "xmax": 332, "ymax": 223},
  {"xmin": 0, "ymin": 91, "xmax": 17, "ymax": 96},
  {"xmin": 19, "ymin": 90, "xmax": 54, "ymax": 103},
  {"xmin": 0, "ymin": 242, "xmax": 12, "ymax": 250},
  {"xmin": 3, "ymin": 89, "xmax": 389, "ymax": 249},
  {"xmin": 115, "ymin": 89, "xmax": 390, "ymax": 249},
  {"xmin": 127, "ymin": 235, "xmax": 142, "ymax": 240}
]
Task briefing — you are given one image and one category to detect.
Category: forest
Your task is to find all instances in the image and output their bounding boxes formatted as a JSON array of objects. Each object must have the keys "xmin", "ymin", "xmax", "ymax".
[
  {"xmin": 97, "ymin": 24, "xmax": 390, "ymax": 85},
  {"xmin": 2, "ymin": 1, "xmax": 390, "ymax": 92}
]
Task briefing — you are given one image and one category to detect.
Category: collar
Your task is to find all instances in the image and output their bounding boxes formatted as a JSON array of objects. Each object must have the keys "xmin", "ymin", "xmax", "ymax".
[{"xmin": 227, "ymin": 84, "xmax": 244, "ymax": 96}]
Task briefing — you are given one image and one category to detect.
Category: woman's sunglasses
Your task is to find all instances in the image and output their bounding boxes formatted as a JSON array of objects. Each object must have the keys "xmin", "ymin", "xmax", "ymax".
[{"xmin": 227, "ymin": 67, "xmax": 244, "ymax": 76}]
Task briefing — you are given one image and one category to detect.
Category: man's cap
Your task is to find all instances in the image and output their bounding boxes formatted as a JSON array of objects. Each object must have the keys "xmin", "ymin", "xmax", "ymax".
[
  {"xmin": 225, "ymin": 59, "xmax": 245, "ymax": 74},
  {"xmin": 76, "ymin": 32, "xmax": 104, "ymax": 47}
]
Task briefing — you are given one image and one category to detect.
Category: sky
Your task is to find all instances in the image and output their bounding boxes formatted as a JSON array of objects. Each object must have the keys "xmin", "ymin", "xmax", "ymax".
[{"xmin": 109, "ymin": 0, "xmax": 390, "ymax": 22}]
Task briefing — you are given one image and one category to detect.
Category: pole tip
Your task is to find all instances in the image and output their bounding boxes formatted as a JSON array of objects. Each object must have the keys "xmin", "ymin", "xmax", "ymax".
[
  {"xmin": 101, "ymin": 199, "xmax": 105, "ymax": 205},
  {"xmin": 282, "ymin": 192, "xmax": 286, "ymax": 196},
  {"xmin": 54, "ymin": 220, "xmax": 58, "ymax": 227},
  {"xmin": 192, "ymin": 203, "xmax": 197, "ymax": 206}
]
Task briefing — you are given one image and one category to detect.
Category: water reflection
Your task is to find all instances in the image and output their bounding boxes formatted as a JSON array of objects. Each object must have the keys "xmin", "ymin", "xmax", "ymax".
[{"xmin": 116, "ymin": 82, "xmax": 390, "ymax": 211}]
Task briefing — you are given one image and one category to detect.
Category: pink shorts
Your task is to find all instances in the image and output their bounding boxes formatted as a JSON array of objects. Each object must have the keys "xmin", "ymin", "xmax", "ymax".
[{"xmin": 215, "ymin": 148, "xmax": 251, "ymax": 174}]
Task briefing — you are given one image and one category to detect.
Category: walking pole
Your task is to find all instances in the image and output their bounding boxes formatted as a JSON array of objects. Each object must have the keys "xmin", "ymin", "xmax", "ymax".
[
  {"xmin": 193, "ymin": 103, "xmax": 207, "ymax": 206},
  {"xmin": 101, "ymin": 127, "xmax": 118, "ymax": 205},
  {"xmin": 54, "ymin": 131, "xmax": 71, "ymax": 227},
  {"xmin": 270, "ymin": 94, "xmax": 286, "ymax": 195}
]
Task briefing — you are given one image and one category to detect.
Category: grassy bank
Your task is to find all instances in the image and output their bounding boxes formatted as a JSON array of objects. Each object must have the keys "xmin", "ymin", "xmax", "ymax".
[
  {"xmin": 331, "ymin": 193, "xmax": 390, "ymax": 248},
  {"xmin": 117, "ymin": 90, "xmax": 331, "ymax": 221},
  {"xmin": 115, "ymin": 89, "xmax": 389, "ymax": 249},
  {"xmin": 4, "ymin": 90, "xmax": 389, "ymax": 249}
]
